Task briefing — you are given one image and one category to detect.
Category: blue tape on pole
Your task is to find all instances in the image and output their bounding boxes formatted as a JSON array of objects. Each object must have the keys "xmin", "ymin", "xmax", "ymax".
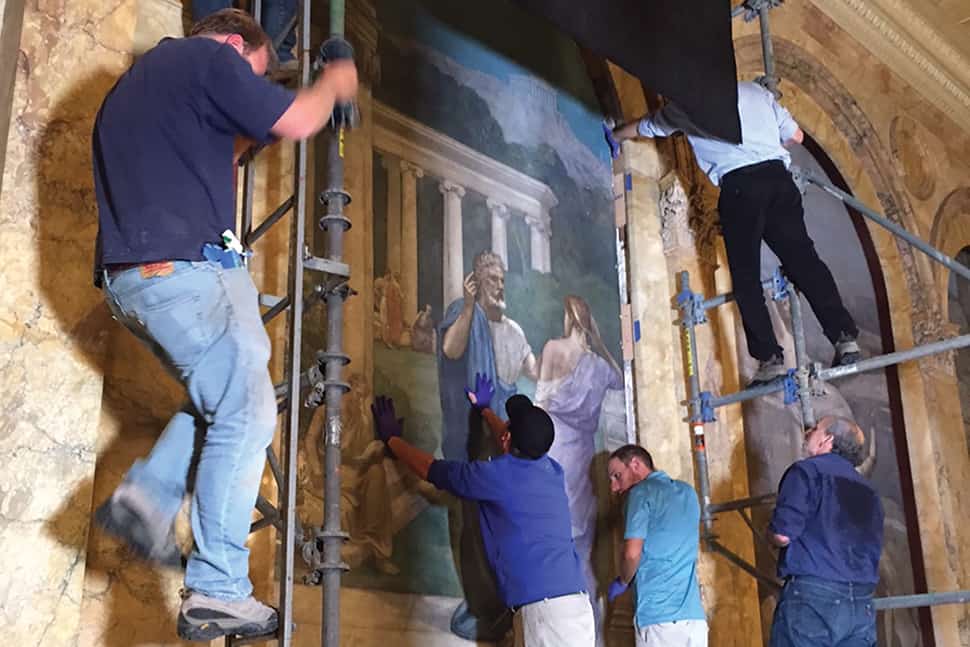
[
  {"xmin": 624, "ymin": 173, "xmax": 632, "ymax": 191},
  {"xmin": 783, "ymin": 369, "xmax": 799, "ymax": 405},
  {"xmin": 633, "ymin": 320, "xmax": 641, "ymax": 342}
]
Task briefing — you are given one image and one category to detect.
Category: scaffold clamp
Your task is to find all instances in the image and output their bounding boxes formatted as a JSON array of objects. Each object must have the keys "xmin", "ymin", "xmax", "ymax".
[
  {"xmin": 699, "ymin": 391, "xmax": 716, "ymax": 423},
  {"xmin": 677, "ymin": 287, "xmax": 708, "ymax": 327},
  {"xmin": 770, "ymin": 267, "xmax": 790, "ymax": 302}
]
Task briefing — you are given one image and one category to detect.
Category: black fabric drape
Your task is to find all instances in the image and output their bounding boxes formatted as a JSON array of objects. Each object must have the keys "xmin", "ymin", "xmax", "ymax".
[{"xmin": 510, "ymin": 0, "xmax": 741, "ymax": 143}]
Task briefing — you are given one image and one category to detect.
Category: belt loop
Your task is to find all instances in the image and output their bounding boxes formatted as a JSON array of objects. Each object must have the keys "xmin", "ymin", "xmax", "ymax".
[{"xmin": 101, "ymin": 268, "xmax": 111, "ymax": 289}]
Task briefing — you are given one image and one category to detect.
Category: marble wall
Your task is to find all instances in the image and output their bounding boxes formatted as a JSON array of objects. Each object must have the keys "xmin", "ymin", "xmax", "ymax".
[{"xmin": 0, "ymin": 1, "xmax": 145, "ymax": 644}]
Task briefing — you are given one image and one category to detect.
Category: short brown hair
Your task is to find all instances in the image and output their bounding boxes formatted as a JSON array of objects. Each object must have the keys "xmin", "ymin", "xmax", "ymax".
[
  {"xmin": 609, "ymin": 444, "xmax": 654, "ymax": 470},
  {"xmin": 190, "ymin": 8, "xmax": 273, "ymax": 58}
]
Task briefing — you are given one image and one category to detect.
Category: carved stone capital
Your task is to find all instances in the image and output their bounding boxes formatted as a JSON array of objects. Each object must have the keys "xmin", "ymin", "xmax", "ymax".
[
  {"xmin": 659, "ymin": 175, "xmax": 692, "ymax": 256},
  {"xmin": 486, "ymin": 199, "xmax": 510, "ymax": 219},
  {"xmin": 399, "ymin": 160, "xmax": 424, "ymax": 179},
  {"xmin": 438, "ymin": 179, "xmax": 466, "ymax": 198}
]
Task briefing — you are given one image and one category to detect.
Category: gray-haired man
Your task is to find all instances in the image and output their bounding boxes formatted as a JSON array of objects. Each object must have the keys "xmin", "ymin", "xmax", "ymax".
[{"xmin": 768, "ymin": 416, "xmax": 884, "ymax": 647}]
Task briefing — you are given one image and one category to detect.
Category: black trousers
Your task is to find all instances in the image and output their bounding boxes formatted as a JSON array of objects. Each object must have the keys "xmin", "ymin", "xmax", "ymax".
[{"xmin": 718, "ymin": 160, "xmax": 857, "ymax": 361}]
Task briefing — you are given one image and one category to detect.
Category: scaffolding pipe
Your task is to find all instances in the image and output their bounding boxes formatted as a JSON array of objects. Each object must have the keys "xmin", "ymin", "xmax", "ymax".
[
  {"xmin": 804, "ymin": 173, "xmax": 970, "ymax": 284},
  {"xmin": 278, "ymin": 0, "xmax": 313, "ymax": 643},
  {"xmin": 707, "ymin": 493, "xmax": 777, "ymax": 514},
  {"xmin": 680, "ymin": 272, "xmax": 714, "ymax": 535},
  {"xmin": 707, "ymin": 538, "xmax": 782, "ymax": 590},
  {"xmin": 700, "ymin": 275, "xmax": 778, "ymax": 312},
  {"xmin": 758, "ymin": 4, "xmax": 779, "ymax": 97},
  {"xmin": 787, "ymin": 284, "xmax": 815, "ymax": 432},
  {"xmin": 872, "ymin": 590, "xmax": 970, "ymax": 611},
  {"xmin": 819, "ymin": 334, "xmax": 970, "ymax": 382},
  {"xmin": 320, "ymin": 1, "xmax": 350, "ymax": 646}
]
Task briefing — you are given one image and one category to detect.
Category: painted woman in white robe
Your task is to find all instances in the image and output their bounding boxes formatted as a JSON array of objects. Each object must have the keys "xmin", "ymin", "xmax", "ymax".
[{"xmin": 535, "ymin": 295, "xmax": 622, "ymax": 629}]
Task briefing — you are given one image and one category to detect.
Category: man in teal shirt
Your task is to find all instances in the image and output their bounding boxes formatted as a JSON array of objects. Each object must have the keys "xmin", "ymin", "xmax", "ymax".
[{"xmin": 606, "ymin": 445, "xmax": 708, "ymax": 647}]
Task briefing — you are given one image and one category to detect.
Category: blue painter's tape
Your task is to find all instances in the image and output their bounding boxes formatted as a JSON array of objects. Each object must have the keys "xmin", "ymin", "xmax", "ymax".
[
  {"xmin": 633, "ymin": 320, "xmax": 641, "ymax": 342},
  {"xmin": 624, "ymin": 173, "xmax": 632, "ymax": 191}
]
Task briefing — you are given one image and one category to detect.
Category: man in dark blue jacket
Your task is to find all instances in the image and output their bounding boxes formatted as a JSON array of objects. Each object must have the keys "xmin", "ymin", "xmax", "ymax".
[
  {"xmin": 768, "ymin": 416, "xmax": 884, "ymax": 647},
  {"xmin": 373, "ymin": 374, "xmax": 594, "ymax": 646}
]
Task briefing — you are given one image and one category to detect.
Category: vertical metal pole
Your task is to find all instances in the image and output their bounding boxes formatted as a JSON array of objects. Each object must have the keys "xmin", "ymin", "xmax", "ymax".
[
  {"xmin": 322, "ymin": 3, "xmax": 348, "ymax": 647},
  {"xmin": 278, "ymin": 0, "xmax": 310, "ymax": 644},
  {"xmin": 679, "ymin": 272, "xmax": 713, "ymax": 536},
  {"xmin": 758, "ymin": 4, "xmax": 779, "ymax": 97},
  {"xmin": 787, "ymin": 284, "xmax": 815, "ymax": 438},
  {"xmin": 239, "ymin": 1, "xmax": 262, "ymax": 264}
]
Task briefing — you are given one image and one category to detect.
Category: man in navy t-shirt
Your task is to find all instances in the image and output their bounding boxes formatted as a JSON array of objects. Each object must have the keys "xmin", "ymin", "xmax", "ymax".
[
  {"xmin": 90, "ymin": 9, "xmax": 357, "ymax": 641},
  {"xmin": 372, "ymin": 375, "xmax": 595, "ymax": 647},
  {"xmin": 768, "ymin": 416, "xmax": 884, "ymax": 647}
]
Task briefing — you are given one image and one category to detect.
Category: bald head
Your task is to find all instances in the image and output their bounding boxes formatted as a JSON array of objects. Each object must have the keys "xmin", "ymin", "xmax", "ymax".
[{"xmin": 818, "ymin": 415, "xmax": 866, "ymax": 466}]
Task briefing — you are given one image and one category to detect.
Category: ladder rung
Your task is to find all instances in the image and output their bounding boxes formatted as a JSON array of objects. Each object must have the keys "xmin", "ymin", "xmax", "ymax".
[
  {"xmin": 303, "ymin": 255, "xmax": 350, "ymax": 278},
  {"xmin": 259, "ymin": 294, "xmax": 286, "ymax": 308},
  {"xmin": 225, "ymin": 626, "xmax": 291, "ymax": 646}
]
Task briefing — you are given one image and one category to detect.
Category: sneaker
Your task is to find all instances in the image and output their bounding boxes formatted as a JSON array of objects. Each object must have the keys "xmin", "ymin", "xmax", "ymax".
[
  {"xmin": 93, "ymin": 483, "xmax": 182, "ymax": 568},
  {"xmin": 832, "ymin": 333, "xmax": 862, "ymax": 367},
  {"xmin": 746, "ymin": 354, "xmax": 787, "ymax": 388},
  {"xmin": 177, "ymin": 590, "xmax": 279, "ymax": 641}
]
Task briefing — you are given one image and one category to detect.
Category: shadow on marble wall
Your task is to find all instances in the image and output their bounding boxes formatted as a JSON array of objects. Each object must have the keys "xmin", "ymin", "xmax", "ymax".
[{"xmin": 33, "ymin": 70, "xmax": 197, "ymax": 645}]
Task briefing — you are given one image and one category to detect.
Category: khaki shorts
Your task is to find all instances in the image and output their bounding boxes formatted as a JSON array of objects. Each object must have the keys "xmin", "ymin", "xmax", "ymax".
[
  {"xmin": 513, "ymin": 592, "xmax": 595, "ymax": 647},
  {"xmin": 635, "ymin": 619, "xmax": 708, "ymax": 647}
]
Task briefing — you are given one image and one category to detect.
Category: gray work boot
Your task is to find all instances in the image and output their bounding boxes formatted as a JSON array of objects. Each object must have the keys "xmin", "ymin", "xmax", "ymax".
[
  {"xmin": 746, "ymin": 354, "xmax": 787, "ymax": 388},
  {"xmin": 832, "ymin": 333, "xmax": 862, "ymax": 367},
  {"xmin": 94, "ymin": 482, "xmax": 182, "ymax": 568},
  {"xmin": 177, "ymin": 590, "xmax": 279, "ymax": 641}
]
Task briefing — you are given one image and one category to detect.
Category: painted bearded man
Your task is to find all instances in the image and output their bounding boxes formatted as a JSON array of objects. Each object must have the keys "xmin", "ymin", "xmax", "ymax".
[{"xmin": 437, "ymin": 250, "xmax": 539, "ymax": 640}]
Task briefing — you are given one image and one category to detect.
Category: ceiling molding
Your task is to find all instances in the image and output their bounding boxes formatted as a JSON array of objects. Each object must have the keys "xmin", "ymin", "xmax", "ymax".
[{"xmin": 810, "ymin": 0, "xmax": 970, "ymax": 133}]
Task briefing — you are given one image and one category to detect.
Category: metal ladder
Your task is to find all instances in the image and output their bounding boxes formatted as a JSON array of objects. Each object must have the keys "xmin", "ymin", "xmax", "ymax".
[{"xmin": 224, "ymin": 0, "xmax": 352, "ymax": 645}]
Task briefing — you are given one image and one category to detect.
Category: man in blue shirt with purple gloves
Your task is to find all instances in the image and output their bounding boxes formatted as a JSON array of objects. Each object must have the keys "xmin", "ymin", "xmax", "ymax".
[
  {"xmin": 768, "ymin": 416, "xmax": 884, "ymax": 647},
  {"xmin": 372, "ymin": 374, "xmax": 594, "ymax": 647},
  {"xmin": 90, "ymin": 8, "xmax": 357, "ymax": 641},
  {"xmin": 605, "ymin": 445, "xmax": 708, "ymax": 647},
  {"xmin": 612, "ymin": 81, "xmax": 861, "ymax": 387}
]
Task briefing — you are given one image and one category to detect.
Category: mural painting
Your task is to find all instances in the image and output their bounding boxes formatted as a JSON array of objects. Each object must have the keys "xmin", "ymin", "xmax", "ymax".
[{"xmin": 299, "ymin": 0, "xmax": 626, "ymax": 643}]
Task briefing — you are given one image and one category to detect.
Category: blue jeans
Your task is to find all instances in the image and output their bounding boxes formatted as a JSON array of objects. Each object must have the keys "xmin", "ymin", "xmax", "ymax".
[
  {"xmin": 191, "ymin": 0, "xmax": 297, "ymax": 62},
  {"xmin": 770, "ymin": 575, "xmax": 877, "ymax": 647},
  {"xmin": 103, "ymin": 261, "xmax": 277, "ymax": 600}
]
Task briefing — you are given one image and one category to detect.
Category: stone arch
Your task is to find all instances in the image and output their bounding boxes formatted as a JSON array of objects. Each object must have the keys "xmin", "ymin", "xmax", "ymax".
[{"xmin": 930, "ymin": 187, "xmax": 970, "ymax": 313}]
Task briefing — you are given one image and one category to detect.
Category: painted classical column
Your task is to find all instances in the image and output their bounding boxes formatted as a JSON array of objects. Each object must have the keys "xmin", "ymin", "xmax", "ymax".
[
  {"xmin": 487, "ymin": 199, "xmax": 510, "ymax": 269},
  {"xmin": 539, "ymin": 211, "xmax": 552, "ymax": 273},
  {"xmin": 526, "ymin": 217, "xmax": 549, "ymax": 274},
  {"xmin": 400, "ymin": 161, "xmax": 423, "ymax": 323},
  {"xmin": 439, "ymin": 180, "xmax": 466, "ymax": 306},
  {"xmin": 383, "ymin": 156, "xmax": 402, "ymax": 277}
]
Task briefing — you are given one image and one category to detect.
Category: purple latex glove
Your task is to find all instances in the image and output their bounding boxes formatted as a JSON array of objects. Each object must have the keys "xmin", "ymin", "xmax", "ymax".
[
  {"xmin": 602, "ymin": 121, "xmax": 620, "ymax": 159},
  {"xmin": 466, "ymin": 372, "xmax": 495, "ymax": 411},
  {"xmin": 371, "ymin": 396, "xmax": 403, "ymax": 450},
  {"xmin": 607, "ymin": 577, "xmax": 629, "ymax": 602}
]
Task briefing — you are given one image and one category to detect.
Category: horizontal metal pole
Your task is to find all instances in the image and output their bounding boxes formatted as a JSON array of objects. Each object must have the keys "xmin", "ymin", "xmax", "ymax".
[
  {"xmin": 805, "ymin": 174, "xmax": 970, "ymax": 284},
  {"xmin": 707, "ymin": 379, "xmax": 788, "ymax": 409},
  {"xmin": 259, "ymin": 293, "xmax": 286, "ymax": 308},
  {"xmin": 819, "ymin": 334, "xmax": 970, "ymax": 381},
  {"xmin": 873, "ymin": 590, "xmax": 970, "ymax": 611},
  {"xmin": 304, "ymin": 255, "xmax": 350, "ymax": 278},
  {"xmin": 246, "ymin": 195, "xmax": 295, "ymax": 246},
  {"xmin": 708, "ymin": 492, "xmax": 778, "ymax": 514},
  {"xmin": 701, "ymin": 276, "xmax": 780, "ymax": 312},
  {"xmin": 261, "ymin": 295, "xmax": 291, "ymax": 324}
]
